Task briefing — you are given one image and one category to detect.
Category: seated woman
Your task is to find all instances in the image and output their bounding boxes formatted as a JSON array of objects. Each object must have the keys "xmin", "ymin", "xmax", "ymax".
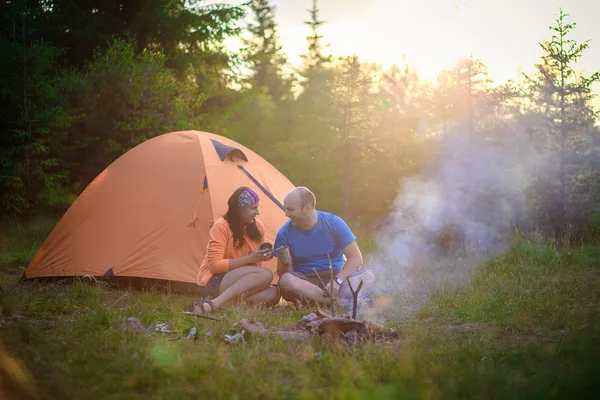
[{"xmin": 194, "ymin": 186, "xmax": 279, "ymax": 314}]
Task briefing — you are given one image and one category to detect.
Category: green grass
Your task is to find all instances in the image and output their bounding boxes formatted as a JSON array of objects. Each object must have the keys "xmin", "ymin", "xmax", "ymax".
[
  {"xmin": 1, "ymin": 218, "xmax": 599, "ymax": 399},
  {"xmin": 0, "ymin": 216, "xmax": 57, "ymax": 277}
]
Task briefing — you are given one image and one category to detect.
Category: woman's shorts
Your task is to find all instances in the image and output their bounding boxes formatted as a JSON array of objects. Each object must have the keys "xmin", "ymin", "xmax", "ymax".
[{"xmin": 197, "ymin": 272, "xmax": 226, "ymax": 298}]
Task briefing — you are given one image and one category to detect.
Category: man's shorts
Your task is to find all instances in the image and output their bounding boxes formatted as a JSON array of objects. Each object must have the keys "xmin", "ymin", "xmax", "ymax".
[{"xmin": 286, "ymin": 269, "xmax": 371, "ymax": 290}]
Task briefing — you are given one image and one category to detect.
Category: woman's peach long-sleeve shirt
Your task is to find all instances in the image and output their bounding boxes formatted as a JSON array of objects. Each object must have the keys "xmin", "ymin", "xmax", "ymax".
[{"xmin": 198, "ymin": 218, "xmax": 265, "ymax": 286}]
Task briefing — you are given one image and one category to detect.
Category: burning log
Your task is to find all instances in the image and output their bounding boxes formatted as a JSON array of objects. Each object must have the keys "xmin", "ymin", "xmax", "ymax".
[{"xmin": 317, "ymin": 317, "xmax": 365, "ymax": 336}]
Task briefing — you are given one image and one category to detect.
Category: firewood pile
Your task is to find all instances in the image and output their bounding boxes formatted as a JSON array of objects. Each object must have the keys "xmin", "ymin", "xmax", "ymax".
[
  {"xmin": 298, "ymin": 270, "xmax": 400, "ymax": 343},
  {"xmin": 231, "ymin": 309, "xmax": 399, "ymax": 345},
  {"xmin": 299, "ymin": 308, "xmax": 400, "ymax": 343}
]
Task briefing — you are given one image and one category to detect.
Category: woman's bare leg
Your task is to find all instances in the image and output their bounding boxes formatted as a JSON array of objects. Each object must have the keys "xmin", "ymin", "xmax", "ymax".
[
  {"xmin": 202, "ymin": 266, "xmax": 273, "ymax": 312},
  {"xmin": 244, "ymin": 286, "xmax": 280, "ymax": 306}
]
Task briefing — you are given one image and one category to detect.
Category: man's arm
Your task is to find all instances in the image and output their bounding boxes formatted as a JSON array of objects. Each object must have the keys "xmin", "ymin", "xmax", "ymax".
[
  {"xmin": 276, "ymin": 257, "xmax": 290, "ymax": 277},
  {"xmin": 274, "ymin": 230, "xmax": 290, "ymax": 277},
  {"xmin": 335, "ymin": 241, "xmax": 363, "ymax": 281}
]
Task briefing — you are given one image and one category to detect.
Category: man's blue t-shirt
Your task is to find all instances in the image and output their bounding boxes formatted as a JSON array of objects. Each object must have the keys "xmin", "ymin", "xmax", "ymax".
[{"xmin": 274, "ymin": 211, "xmax": 356, "ymax": 275}]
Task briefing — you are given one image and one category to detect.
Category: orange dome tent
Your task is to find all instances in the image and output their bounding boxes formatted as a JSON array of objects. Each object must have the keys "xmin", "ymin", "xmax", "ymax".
[{"xmin": 23, "ymin": 131, "xmax": 294, "ymax": 291}]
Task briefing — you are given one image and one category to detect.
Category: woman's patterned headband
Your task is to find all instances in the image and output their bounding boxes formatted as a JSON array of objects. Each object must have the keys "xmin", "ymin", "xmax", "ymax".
[{"xmin": 238, "ymin": 188, "xmax": 260, "ymax": 209}]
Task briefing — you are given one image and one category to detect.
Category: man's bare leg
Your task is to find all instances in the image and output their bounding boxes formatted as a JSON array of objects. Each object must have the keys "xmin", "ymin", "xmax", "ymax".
[
  {"xmin": 340, "ymin": 270, "xmax": 376, "ymax": 300},
  {"xmin": 278, "ymin": 272, "xmax": 329, "ymax": 304}
]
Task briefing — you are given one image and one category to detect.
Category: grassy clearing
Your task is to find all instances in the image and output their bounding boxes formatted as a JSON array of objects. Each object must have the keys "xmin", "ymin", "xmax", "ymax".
[{"xmin": 1, "ymin": 218, "xmax": 599, "ymax": 399}]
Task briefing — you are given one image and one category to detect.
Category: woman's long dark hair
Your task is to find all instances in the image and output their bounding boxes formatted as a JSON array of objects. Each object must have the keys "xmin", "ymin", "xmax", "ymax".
[{"xmin": 224, "ymin": 186, "xmax": 263, "ymax": 249}]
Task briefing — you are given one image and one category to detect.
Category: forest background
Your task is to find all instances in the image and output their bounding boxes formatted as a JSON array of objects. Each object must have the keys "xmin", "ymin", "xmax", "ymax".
[{"xmin": 2, "ymin": 0, "xmax": 600, "ymax": 241}]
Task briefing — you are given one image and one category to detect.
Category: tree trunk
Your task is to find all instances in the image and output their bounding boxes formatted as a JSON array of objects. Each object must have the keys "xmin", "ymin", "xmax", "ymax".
[
  {"xmin": 343, "ymin": 105, "xmax": 350, "ymax": 221},
  {"xmin": 558, "ymin": 24, "xmax": 567, "ymax": 229},
  {"xmin": 559, "ymin": 105, "xmax": 566, "ymax": 226},
  {"xmin": 467, "ymin": 61, "xmax": 474, "ymax": 133}
]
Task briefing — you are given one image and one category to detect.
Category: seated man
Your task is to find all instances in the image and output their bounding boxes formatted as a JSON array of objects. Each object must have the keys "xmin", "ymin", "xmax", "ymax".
[{"xmin": 275, "ymin": 187, "xmax": 375, "ymax": 305}]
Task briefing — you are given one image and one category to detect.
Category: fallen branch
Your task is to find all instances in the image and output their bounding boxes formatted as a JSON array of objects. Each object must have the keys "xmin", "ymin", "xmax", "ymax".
[
  {"xmin": 316, "ymin": 308, "xmax": 333, "ymax": 319},
  {"xmin": 182, "ymin": 311, "xmax": 223, "ymax": 321}
]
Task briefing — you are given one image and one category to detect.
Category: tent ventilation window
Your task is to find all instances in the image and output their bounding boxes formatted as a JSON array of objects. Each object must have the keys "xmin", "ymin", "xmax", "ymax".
[{"xmin": 210, "ymin": 139, "xmax": 248, "ymax": 162}]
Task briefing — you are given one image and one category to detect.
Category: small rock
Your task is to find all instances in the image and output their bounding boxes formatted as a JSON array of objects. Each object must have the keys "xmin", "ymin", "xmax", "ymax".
[
  {"xmin": 301, "ymin": 313, "xmax": 320, "ymax": 329},
  {"xmin": 151, "ymin": 322, "xmax": 175, "ymax": 334},
  {"xmin": 114, "ymin": 317, "xmax": 145, "ymax": 332},
  {"xmin": 343, "ymin": 330, "xmax": 364, "ymax": 344},
  {"xmin": 365, "ymin": 320, "xmax": 384, "ymax": 335},
  {"xmin": 239, "ymin": 318, "xmax": 267, "ymax": 335},
  {"xmin": 185, "ymin": 327, "xmax": 197, "ymax": 340},
  {"xmin": 224, "ymin": 330, "xmax": 245, "ymax": 344}
]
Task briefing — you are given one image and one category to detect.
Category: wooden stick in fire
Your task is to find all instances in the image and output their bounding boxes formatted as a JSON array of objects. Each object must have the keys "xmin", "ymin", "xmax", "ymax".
[
  {"xmin": 313, "ymin": 268, "xmax": 329, "ymax": 296},
  {"xmin": 346, "ymin": 277, "xmax": 364, "ymax": 320},
  {"xmin": 327, "ymin": 253, "xmax": 335, "ymax": 317},
  {"xmin": 312, "ymin": 266, "xmax": 335, "ymax": 317}
]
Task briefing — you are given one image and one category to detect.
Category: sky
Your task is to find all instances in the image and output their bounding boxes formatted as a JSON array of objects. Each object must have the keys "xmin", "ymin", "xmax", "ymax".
[{"xmin": 208, "ymin": 0, "xmax": 600, "ymax": 88}]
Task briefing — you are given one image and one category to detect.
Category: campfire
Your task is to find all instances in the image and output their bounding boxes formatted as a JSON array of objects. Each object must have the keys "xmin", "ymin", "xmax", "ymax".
[
  {"xmin": 196, "ymin": 272, "xmax": 401, "ymax": 344},
  {"xmin": 294, "ymin": 272, "xmax": 400, "ymax": 343}
]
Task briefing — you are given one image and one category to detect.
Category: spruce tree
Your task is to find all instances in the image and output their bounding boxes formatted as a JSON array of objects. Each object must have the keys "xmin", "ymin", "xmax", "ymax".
[
  {"xmin": 524, "ymin": 8, "xmax": 600, "ymax": 229},
  {"xmin": 243, "ymin": 0, "xmax": 290, "ymax": 102},
  {"xmin": 299, "ymin": 0, "xmax": 331, "ymax": 88}
]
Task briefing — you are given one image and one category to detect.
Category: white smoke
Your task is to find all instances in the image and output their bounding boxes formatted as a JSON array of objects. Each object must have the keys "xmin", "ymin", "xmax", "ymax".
[{"xmin": 364, "ymin": 131, "xmax": 536, "ymax": 321}]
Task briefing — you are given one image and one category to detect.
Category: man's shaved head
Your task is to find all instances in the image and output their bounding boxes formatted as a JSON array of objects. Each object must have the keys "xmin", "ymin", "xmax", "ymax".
[
  {"xmin": 286, "ymin": 187, "xmax": 316, "ymax": 208},
  {"xmin": 283, "ymin": 187, "xmax": 317, "ymax": 229}
]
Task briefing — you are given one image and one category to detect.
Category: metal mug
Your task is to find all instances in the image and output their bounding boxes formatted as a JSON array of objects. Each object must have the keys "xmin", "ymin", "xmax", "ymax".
[
  {"xmin": 276, "ymin": 246, "xmax": 292, "ymax": 266},
  {"xmin": 259, "ymin": 243, "xmax": 273, "ymax": 260}
]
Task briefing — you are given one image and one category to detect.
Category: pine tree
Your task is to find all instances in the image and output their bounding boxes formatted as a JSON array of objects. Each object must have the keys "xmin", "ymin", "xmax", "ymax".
[
  {"xmin": 435, "ymin": 55, "xmax": 493, "ymax": 134},
  {"xmin": 0, "ymin": 1, "xmax": 72, "ymax": 215},
  {"xmin": 523, "ymin": 8, "xmax": 600, "ymax": 229},
  {"xmin": 243, "ymin": 0, "xmax": 290, "ymax": 102},
  {"xmin": 35, "ymin": 0, "xmax": 243, "ymax": 71},
  {"xmin": 376, "ymin": 61, "xmax": 429, "ymax": 198},
  {"xmin": 330, "ymin": 56, "xmax": 378, "ymax": 220},
  {"xmin": 299, "ymin": 0, "xmax": 331, "ymax": 87}
]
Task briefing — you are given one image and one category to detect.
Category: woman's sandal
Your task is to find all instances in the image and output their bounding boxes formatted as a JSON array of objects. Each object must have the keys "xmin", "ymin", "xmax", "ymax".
[{"xmin": 185, "ymin": 298, "xmax": 223, "ymax": 321}]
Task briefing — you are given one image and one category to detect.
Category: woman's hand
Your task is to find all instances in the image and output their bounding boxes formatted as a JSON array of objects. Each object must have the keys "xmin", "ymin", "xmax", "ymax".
[{"xmin": 248, "ymin": 247, "xmax": 273, "ymax": 263}]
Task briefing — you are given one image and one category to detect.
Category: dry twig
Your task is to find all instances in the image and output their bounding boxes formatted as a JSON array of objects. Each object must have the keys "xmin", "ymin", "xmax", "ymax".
[{"xmin": 312, "ymin": 268, "xmax": 329, "ymax": 296}]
